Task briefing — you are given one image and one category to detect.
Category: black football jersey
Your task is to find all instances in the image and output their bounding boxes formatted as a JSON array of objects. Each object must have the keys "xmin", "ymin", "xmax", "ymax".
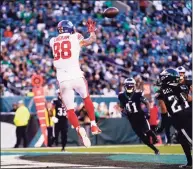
[
  {"xmin": 118, "ymin": 91, "xmax": 148, "ymax": 115},
  {"xmin": 156, "ymin": 84, "xmax": 190, "ymax": 116},
  {"xmin": 185, "ymin": 79, "xmax": 192, "ymax": 90},
  {"xmin": 51, "ymin": 97, "xmax": 67, "ymax": 122}
]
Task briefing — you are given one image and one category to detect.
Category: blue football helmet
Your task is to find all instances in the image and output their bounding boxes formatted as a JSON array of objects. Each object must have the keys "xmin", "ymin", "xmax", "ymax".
[{"xmin": 57, "ymin": 20, "xmax": 75, "ymax": 34}]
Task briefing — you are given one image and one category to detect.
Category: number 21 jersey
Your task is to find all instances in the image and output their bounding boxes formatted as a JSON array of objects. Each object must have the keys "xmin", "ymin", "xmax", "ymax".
[
  {"xmin": 49, "ymin": 32, "xmax": 84, "ymax": 82},
  {"xmin": 156, "ymin": 85, "xmax": 190, "ymax": 116}
]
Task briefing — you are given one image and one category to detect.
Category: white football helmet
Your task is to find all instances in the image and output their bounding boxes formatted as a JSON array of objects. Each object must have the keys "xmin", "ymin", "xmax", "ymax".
[{"xmin": 176, "ymin": 66, "xmax": 186, "ymax": 81}]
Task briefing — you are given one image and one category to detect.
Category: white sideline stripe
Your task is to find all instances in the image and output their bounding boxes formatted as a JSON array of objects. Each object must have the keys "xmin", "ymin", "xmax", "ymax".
[
  {"xmin": 181, "ymin": 129, "xmax": 192, "ymax": 144},
  {"xmin": 1, "ymin": 155, "xmax": 121, "ymax": 168},
  {"xmin": 36, "ymin": 103, "xmax": 45, "ymax": 106},
  {"xmin": 35, "ymin": 134, "xmax": 44, "ymax": 147},
  {"xmin": 34, "ymin": 96, "xmax": 44, "ymax": 99},
  {"xmin": 2, "ymin": 144, "xmax": 181, "ymax": 151}
]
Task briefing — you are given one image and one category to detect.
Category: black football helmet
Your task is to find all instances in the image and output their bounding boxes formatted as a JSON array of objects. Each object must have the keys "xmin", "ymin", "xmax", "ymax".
[
  {"xmin": 124, "ymin": 78, "xmax": 136, "ymax": 93},
  {"xmin": 57, "ymin": 20, "xmax": 75, "ymax": 34},
  {"xmin": 159, "ymin": 68, "xmax": 180, "ymax": 86}
]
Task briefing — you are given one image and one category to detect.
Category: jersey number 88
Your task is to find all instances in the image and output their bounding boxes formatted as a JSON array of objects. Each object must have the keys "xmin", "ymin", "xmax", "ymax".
[{"xmin": 53, "ymin": 41, "xmax": 71, "ymax": 60}]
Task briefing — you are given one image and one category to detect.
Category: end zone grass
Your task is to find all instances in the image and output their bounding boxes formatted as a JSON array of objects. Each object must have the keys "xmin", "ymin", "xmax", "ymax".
[{"xmin": 2, "ymin": 144, "xmax": 183, "ymax": 154}]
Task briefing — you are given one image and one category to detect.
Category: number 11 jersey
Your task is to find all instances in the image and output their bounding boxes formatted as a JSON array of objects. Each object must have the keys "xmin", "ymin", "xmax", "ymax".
[{"xmin": 49, "ymin": 32, "xmax": 84, "ymax": 82}]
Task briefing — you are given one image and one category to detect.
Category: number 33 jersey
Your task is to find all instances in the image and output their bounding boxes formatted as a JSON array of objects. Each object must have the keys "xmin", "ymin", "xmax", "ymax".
[
  {"xmin": 49, "ymin": 32, "xmax": 84, "ymax": 82},
  {"xmin": 156, "ymin": 85, "xmax": 190, "ymax": 116},
  {"xmin": 51, "ymin": 98, "xmax": 67, "ymax": 122}
]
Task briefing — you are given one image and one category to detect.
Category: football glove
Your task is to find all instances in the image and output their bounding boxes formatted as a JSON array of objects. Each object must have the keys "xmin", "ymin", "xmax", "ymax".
[
  {"xmin": 51, "ymin": 117, "xmax": 58, "ymax": 123},
  {"xmin": 86, "ymin": 18, "xmax": 96, "ymax": 33}
]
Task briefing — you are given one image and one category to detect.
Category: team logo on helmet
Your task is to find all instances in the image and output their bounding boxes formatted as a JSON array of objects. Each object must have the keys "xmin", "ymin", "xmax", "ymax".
[{"xmin": 159, "ymin": 68, "xmax": 180, "ymax": 86}]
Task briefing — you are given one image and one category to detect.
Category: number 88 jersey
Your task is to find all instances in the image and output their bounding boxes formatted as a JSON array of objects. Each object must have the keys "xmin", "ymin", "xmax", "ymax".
[
  {"xmin": 49, "ymin": 32, "xmax": 84, "ymax": 82},
  {"xmin": 156, "ymin": 84, "xmax": 190, "ymax": 116}
]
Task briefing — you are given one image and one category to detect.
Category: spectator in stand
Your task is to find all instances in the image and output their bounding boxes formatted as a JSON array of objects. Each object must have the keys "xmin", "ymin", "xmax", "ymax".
[
  {"xmin": 0, "ymin": 0, "xmax": 192, "ymax": 96},
  {"xmin": 4, "ymin": 26, "xmax": 13, "ymax": 38}
]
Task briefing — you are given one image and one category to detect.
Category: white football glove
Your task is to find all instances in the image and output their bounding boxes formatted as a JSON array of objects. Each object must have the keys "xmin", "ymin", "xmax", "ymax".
[{"xmin": 51, "ymin": 117, "xmax": 58, "ymax": 123}]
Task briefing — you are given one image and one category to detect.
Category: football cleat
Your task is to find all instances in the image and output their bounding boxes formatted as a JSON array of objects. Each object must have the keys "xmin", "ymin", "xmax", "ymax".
[
  {"xmin": 154, "ymin": 149, "xmax": 160, "ymax": 155},
  {"xmin": 77, "ymin": 127, "xmax": 91, "ymax": 148},
  {"xmin": 179, "ymin": 164, "xmax": 192, "ymax": 168},
  {"xmin": 91, "ymin": 125, "xmax": 102, "ymax": 135}
]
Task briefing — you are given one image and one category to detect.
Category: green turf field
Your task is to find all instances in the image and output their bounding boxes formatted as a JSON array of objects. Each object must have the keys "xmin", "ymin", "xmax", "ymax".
[{"xmin": 1, "ymin": 144, "xmax": 183, "ymax": 154}]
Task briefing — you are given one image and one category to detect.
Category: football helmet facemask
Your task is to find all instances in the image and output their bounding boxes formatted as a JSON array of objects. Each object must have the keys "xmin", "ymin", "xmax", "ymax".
[
  {"xmin": 124, "ymin": 78, "xmax": 136, "ymax": 93},
  {"xmin": 57, "ymin": 20, "xmax": 75, "ymax": 34},
  {"xmin": 159, "ymin": 68, "xmax": 180, "ymax": 86}
]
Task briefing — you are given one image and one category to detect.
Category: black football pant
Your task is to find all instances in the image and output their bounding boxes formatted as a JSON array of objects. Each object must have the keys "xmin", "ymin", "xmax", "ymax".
[
  {"xmin": 129, "ymin": 115, "xmax": 158, "ymax": 152},
  {"xmin": 14, "ymin": 126, "xmax": 27, "ymax": 148},
  {"xmin": 47, "ymin": 127, "xmax": 54, "ymax": 147},
  {"xmin": 157, "ymin": 116, "xmax": 172, "ymax": 144},
  {"xmin": 172, "ymin": 110, "xmax": 192, "ymax": 165},
  {"xmin": 54, "ymin": 121, "xmax": 68, "ymax": 149}
]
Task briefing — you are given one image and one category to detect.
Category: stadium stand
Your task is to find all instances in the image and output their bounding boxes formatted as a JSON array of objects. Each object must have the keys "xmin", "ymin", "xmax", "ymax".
[{"xmin": 0, "ymin": 0, "xmax": 192, "ymax": 96}]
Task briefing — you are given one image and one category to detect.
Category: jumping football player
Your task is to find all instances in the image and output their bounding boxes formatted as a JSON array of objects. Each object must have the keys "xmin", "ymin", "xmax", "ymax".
[
  {"xmin": 49, "ymin": 19, "xmax": 101, "ymax": 148},
  {"xmin": 118, "ymin": 78, "xmax": 160, "ymax": 155},
  {"xmin": 156, "ymin": 68, "xmax": 192, "ymax": 168}
]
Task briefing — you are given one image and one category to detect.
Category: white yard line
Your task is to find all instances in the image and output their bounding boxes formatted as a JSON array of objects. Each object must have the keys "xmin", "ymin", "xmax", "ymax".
[{"xmin": 1, "ymin": 155, "xmax": 121, "ymax": 169}]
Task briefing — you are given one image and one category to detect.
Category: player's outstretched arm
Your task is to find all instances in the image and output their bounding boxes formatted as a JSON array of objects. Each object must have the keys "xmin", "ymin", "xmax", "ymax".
[{"xmin": 80, "ymin": 19, "xmax": 96, "ymax": 47}]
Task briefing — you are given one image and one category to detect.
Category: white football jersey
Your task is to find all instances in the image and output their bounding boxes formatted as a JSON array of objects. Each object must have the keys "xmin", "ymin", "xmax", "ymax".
[{"xmin": 49, "ymin": 32, "xmax": 84, "ymax": 82}]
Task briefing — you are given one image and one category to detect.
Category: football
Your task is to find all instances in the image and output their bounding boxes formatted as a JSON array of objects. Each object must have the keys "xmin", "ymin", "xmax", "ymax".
[{"xmin": 103, "ymin": 7, "xmax": 119, "ymax": 18}]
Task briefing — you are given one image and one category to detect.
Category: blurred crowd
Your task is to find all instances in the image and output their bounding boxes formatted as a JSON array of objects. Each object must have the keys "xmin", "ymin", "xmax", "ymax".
[{"xmin": 0, "ymin": 0, "xmax": 192, "ymax": 97}]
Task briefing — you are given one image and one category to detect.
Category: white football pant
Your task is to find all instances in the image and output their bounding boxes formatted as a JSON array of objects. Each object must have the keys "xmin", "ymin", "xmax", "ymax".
[{"xmin": 59, "ymin": 77, "xmax": 89, "ymax": 110}]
